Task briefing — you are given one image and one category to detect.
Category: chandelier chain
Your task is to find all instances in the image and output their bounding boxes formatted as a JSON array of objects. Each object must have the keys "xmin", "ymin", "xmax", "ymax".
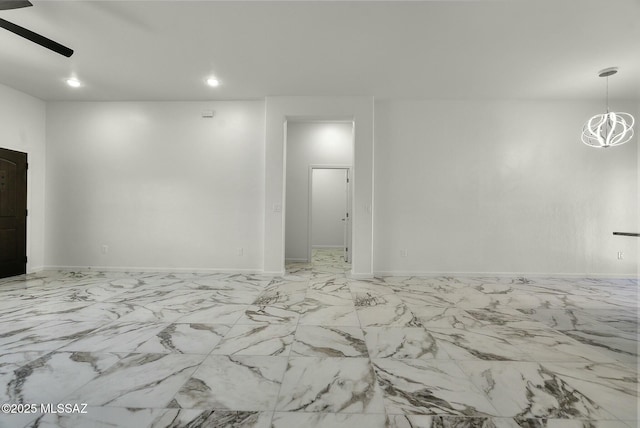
[{"xmin": 606, "ymin": 75, "xmax": 609, "ymax": 114}]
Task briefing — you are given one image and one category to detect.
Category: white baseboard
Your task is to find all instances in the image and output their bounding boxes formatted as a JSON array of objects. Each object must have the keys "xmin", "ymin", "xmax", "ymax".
[
  {"xmin": 262, "ymin": 270, "xmax": 285, "ymax": 277},
  {"xmin": 285, "ymin": 258, "xmax": 309, "ymax": 262},
  {"xmin": 27, "ymin": 266, "xmax": 44, "ymax": 274},
  {"xmin": 373, "ymin": 270, "xmax": 639, "ymax": 279},
  {"xmin": 43, "ymin": 265, "xmax": 264, "ymax": 274},
  {"xmin": 36, "ymin": 266, "xmax": 638, "ymax": 280},
  {"xmin": 348, "ymin": 272, "xmax": 374, "ymax": 279}
]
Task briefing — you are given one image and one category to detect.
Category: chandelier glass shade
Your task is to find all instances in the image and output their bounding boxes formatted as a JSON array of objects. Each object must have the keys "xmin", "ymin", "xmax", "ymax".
[{"xmin": 581, "ymin": 68, "xmax": 635, "ymax": 149}]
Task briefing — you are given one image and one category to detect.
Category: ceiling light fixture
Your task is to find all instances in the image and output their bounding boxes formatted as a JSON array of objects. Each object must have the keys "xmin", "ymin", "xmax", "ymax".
[
  {"xmin": 581, "ymin": 67, "xmax": 634, "ymax": 148},
  {"xmin": 66, "ymin": 77, "xmax": 81, "ymax": 88},
  {"xmin": 206, "ymin": 77, "xmax": 220, "ymax": 87}
]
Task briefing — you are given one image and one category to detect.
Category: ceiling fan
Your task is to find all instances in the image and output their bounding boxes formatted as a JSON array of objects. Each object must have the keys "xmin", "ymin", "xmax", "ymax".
[{"xmin": 0, "ymin": 0, "xmax": 73, "ymax": 57}]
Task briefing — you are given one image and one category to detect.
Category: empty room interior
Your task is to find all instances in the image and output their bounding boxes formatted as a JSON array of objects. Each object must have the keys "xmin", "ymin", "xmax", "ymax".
[{"xmin": 0, "ymin": 1, "xmax": 638, "ymax": 427}]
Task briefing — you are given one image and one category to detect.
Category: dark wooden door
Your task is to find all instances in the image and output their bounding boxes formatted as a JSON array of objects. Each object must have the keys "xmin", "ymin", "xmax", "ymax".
[{"xmin": 0, "ymin": 148, "xmax": 27, "ymax": 278}]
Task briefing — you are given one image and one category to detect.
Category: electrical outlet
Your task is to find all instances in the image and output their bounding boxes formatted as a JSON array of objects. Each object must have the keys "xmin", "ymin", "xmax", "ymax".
[
  {"xmin": 101, "ymin": 245, "xmax": 109, "ymax": 254},
  {"xmin": 617, "ymin": 251, "xmax": 624, "ymax": 260},
  {"xmin": 400, "ymin": 249, "xmax": 408, "ymax": 257}
]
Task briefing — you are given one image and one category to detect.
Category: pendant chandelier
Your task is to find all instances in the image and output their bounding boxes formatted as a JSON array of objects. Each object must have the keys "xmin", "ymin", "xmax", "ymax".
[{"xmin": 581, "ymin": 67, "xmax": 635, "ymax": 148}]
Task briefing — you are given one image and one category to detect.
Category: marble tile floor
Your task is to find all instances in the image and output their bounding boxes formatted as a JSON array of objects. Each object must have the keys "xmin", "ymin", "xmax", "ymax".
[{"xmin": 0, "ymin": 249, "xmax": 637, "ymax": 428}]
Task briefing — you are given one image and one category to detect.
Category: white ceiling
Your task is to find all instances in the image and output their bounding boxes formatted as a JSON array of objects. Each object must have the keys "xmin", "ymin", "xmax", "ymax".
[{"xmin": 0, "ymin": 0, "xmax": 639, "ymax": 102}]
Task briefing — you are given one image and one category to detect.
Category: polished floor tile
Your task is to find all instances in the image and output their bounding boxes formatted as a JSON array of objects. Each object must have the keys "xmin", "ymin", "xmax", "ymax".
[
  {"xmin": 172, "ymin": 355, "xmax": 287, "ymax": 411},
  {"xmin": 372, "ymin": 358, "xmax": 499, "ymax": 416},
  {"xmin": 291, "ymin": 325, "xmax": 368, "ymax": 357},
  {"xmin": 1, "ymin": 351, "xmax": 121, "ymax": 404},
  {"xmin": 63, "ymin": 353, "xmax": 205, "ymax": 408},
  {"xmin": 28, "ymin": 408, "xmax": 274, "ymax": 428},
  {"xmin": 456, "ymin": 361, "xmax": 617, "ymax": 419},
  {"xmin": 0, "ymin": 249, "xmax": 636, "ymax": 428},
  {"xmin": 132, "ymin": 323, "xmax": 231, "ymax": 354},
  {"xmin": 364, "ymin": 327, "xmax": 448, "ymax": 359},
  {"xmin": 210, "ymin": 323, "xmax": 295, "ymax": 356},
  {"xmin": 271, "ymin": 412, "xmax": 386, "ymax": 428},
  {"xmin": 297, "ymin": 304, "xmax": 360, "ymax": 326},
  {"xmin": 276, "ymin": 357, "xmax": 385, "ymax": 413}
]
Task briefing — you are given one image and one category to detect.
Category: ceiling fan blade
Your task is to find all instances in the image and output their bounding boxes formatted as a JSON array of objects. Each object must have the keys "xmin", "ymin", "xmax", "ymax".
[
  {"xmin": 0, "ymin": 1, "xmax": 32, "ymax": 11},
  {"xmin": 0, "ymin": 17, "xmax": 73, "ymax": 57}
]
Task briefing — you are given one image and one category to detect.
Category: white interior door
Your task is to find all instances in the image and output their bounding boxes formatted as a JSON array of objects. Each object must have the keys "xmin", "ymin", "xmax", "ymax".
[{"xmin": 310, "ymin": 167, "xmax": 351, "ymax": 263}]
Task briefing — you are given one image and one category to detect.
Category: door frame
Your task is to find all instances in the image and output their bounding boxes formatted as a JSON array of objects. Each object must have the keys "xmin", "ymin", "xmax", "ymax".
[
  {"xmin": 0, "ymin": 147, "xmax": 28, "ymax": 278},
  {"xmin": 307, "ymin": 165, "xmax": 352, "ymax": 263},
  {"xmin": 264, "ymin": 97, "xmax": 374, "ymax": 277}
]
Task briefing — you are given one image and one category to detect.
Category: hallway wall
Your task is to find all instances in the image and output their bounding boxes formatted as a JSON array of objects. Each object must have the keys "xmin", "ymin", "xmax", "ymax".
[{"xmin": 285, "ymin": 122, "xmax": 353, "ymax": 260}]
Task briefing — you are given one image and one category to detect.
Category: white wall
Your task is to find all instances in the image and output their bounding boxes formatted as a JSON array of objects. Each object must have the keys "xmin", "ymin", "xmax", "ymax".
[
  {"xmin": 45, "ymin": 101, "xmax": 265, "ymax": 272},
  {"xmin": 6, "ymin": 89, "xmax": 634, "ymax": 277},
  {"xmin": 0, "ymin": 84, "xmax": 46, "ymax": 272},
  {"xmin": 312, "ymin": 168, "xmax": 348, "ymax": 248},
  {"xmin": 285, "ymin": 122, "xmax": 352, "ymax": 260},
  {"xmin": 374, "ymin": 99, "xmax": 638, "ymax": 276}
]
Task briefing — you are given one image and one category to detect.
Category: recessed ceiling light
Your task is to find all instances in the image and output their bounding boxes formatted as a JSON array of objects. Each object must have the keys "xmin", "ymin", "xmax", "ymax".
[
  {"xmin": 206, "ymin": 77, "xmax": 220, "ymax": 87},
  {"xmin": 66, "ymin": 78, "xmax": 81, "ymax": 88}
]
